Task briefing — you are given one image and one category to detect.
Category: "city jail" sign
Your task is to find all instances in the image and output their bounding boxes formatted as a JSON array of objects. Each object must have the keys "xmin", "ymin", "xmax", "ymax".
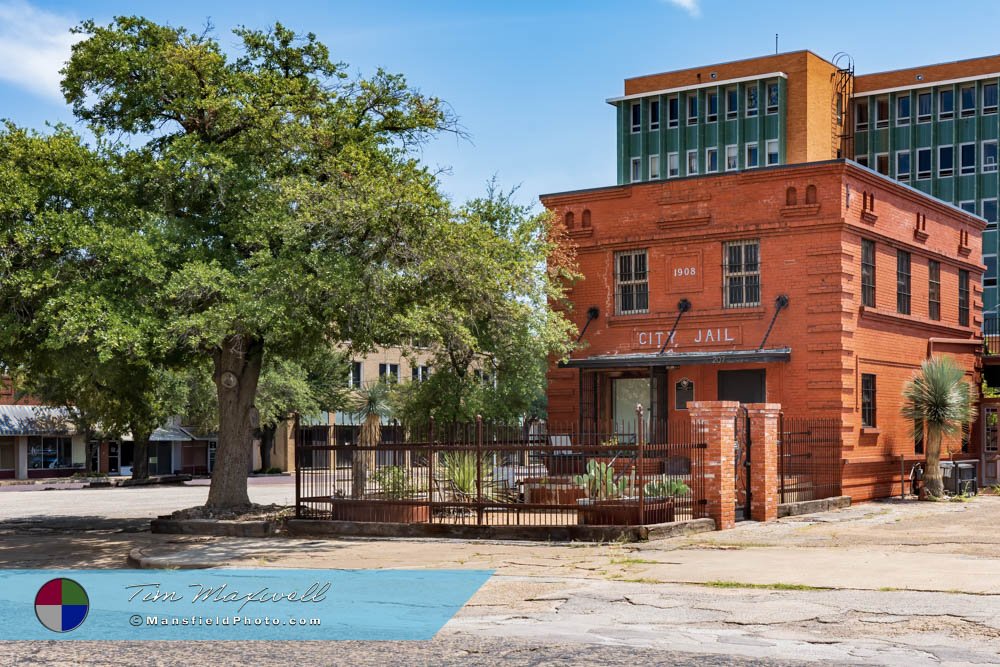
[{"xmin": 631, "ymin": 326, "xmax": 743, "ymax": 350}]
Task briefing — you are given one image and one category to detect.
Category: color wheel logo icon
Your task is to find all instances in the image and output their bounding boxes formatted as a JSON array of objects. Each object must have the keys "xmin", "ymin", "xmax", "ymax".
[{"xmin": 35, "ymin": 578, "xmax": 89, "ymax": 633}]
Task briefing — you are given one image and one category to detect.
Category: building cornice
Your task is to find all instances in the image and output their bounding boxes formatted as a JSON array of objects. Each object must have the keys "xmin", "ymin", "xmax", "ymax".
[{"xmin": 607, "ymin": 71, "xmax": 788, "ymax": 104}]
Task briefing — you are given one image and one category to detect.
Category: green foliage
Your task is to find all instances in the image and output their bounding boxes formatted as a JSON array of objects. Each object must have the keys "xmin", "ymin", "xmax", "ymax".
[
  {"xmin": 643, "ymin": 478, "xmax": 690, "ymax": 498},
  {"xmin": 439, "ymin": 451, "xmax": 495, "ymax": 498},
  {"xmin": 370, "ymin": 465, "xmax": 416, "ymax": 500},
  {"xmin": 574, "ymin": 459, "xmax": 628, "ymax": 500}
]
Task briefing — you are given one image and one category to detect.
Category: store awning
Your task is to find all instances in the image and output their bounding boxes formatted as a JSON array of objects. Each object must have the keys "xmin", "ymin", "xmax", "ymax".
[
  {"xmin": 559, "ymin": 347, "xmax": 792, "ymax": 370},
  {"xmin": 122, "ymin": 425, "xmax": 197, "ymax": 442},
  {"xmin": 0, "ymin": 405, "xmax": 74, "ymax": 436}
]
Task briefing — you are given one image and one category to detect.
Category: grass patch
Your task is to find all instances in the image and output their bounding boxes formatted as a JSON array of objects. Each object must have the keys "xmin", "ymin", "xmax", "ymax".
[
  {"xmin": 610, "ymin": 557, "xmax": 660, "ymax": 566},
  {"xmin": 614, "ymin": 577, "xmax": 665, "ymax": 584},
  {"xmin": 699, "ymin": 580, "xmax": 829, "ymax": 591}
]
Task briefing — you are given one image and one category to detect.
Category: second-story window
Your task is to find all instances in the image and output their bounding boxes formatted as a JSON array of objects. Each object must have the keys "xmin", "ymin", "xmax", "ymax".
[
  {"xmin": 723, "ymin": 240, "xmax": 760, "ymax": 308},
  {"xmin": 746, "ymin": 86, "xmax": 758, "ymax": 117},
  {"xmin": 615, "ymin": 250, "xmax": 649, "ymax": 315},
  {"xmin": 687, "ymin": 94, "xmax": 698, "ymax": 125},
  {"xmin": 961, "ymin": 85, "xmax": 976, "ymax": 117},
  {"xmin": 939, "ymin": 89, "xmax": 954, "ymax": 119},
  {"xmin": 649, "ymin": 99, "xmax": 660, "ymax": 131},
  {"xmin": 855, "ymin": 101, "xmax": 869, "ymax": 131},
  {"xmin": 985, "ymin": 83, "xmax": 998, "ymax": 114},
  {"xmin": 861, "ymin": 239, "xmax": 876, "ymax": 308},
  {"xmin": 706, "ymin": 91, "xmax": 718, "ymax": 122},
  {"xmin": 668, "ymin": 96, "xmax": 679, "ymax": 128},
  {"xmin": 630, "ymin": 102, "xmax": 641, "ymax": 133},
  {"xmin": 766, "ymin": 82, "xmax": 779, "ymax": 114},
  {"xmin": 896, "ymin": 249, "xmax": 911, "ymax": 315},
  {"xmin": 961, "ymin": 142, "xmax": 976, "ymax": 175},
  {"xmin": 928, "ymin": 259, "xmax": 941, "ymax": 321},
  {"xmin": 959, "ymin": 269, "xmax": 970, "ymax": 326},
  {"xmin": 917, "ymin": 92, "xmax": 932, "ymax": 122},
  {"xmin": 726, "ymin": 88, "xmax": 738, "ymax": 119},
  {"xmin": 875, "ymin": 96, "xmax": 889, "ymax": 128},
  {"xmin": 896, "ymin": 95, "xmax": 910, "ymax": 125}
]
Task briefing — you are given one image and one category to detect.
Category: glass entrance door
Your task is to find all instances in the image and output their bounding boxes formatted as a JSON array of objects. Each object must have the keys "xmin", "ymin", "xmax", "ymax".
[{"xmin": 613, "ymin": 377, "xmax": 650, "ymax": 438}]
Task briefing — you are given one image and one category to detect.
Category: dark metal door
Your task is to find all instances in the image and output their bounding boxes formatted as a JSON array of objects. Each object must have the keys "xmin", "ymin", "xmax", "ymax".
[{"xmin": 734, "ymin": 406, "xmax": 751, "ymax": 521}]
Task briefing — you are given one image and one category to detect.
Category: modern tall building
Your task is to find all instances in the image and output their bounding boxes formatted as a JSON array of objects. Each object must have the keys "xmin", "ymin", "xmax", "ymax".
[{"xmin": 546, "ymin": 50, "xmax": 990, "ymax": 501}]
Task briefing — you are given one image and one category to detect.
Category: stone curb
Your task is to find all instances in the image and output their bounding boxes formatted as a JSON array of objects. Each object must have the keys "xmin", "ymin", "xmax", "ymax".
[
  {"xmin": 150, "ymin": 518, "xmax": 278, "ymax": 537},
  {"xmin": 127, "ymin": 547, "xmax": 218, "ymax": 570},
  {"xmin": 777, "ymin": 495, "xmax": 852, "ymax": 518}
]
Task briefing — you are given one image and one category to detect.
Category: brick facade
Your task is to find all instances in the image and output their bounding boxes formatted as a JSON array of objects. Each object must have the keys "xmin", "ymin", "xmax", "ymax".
[{"xmin": 543, "ymin": 161, "xmax": 984, "ymax": 502}]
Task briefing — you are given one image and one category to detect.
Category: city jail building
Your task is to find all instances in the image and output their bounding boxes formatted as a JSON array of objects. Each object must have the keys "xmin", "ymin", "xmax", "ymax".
[{"xmin": 545, "ymin": 50, "xmax": 989, "ymax": 500}]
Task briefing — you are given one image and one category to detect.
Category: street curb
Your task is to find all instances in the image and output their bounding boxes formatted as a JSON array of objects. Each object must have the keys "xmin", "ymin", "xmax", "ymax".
[
  {"xmin": 778, "ymin": 495, "xmax": 852, "ymax": 518},
  {"xmin": 150, "ymin": 518, "xmax": 278, "ymax": 537},
  {"xmin": 127, "ymin": 547, "xmax": 218, "ymax": 569}
]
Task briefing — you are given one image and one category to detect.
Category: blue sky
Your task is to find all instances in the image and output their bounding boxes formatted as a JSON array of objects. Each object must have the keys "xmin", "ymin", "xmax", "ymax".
[{"xmin": 4, "ymin": 0, "xmax": 1000, "ymax": 207}]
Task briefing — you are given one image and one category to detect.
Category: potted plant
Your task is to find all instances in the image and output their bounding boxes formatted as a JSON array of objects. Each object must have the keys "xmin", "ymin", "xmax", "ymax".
[
  {"xmin": 329, "ymin": 464, "xmax": 430, "ymax": 523},
  {"xmin": 640, "ymin": 477, "xmax": 691, "ymax": 523},
  {"xmin": 574, "ymin": 462, "xmax": 683, "ymax": 525}
]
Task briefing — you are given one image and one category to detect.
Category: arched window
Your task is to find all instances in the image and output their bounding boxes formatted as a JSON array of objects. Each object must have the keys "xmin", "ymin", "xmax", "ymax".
[
  {"xmin": 582, "ymin": 209, "xmax": 592, "ymax": 228},
  {"xmin": 565, "ymin": 211, "xmax": 574, "ymax": 228},
  {"xmin": 805, "ymin": 184, "xmax": 817, "ymax": 204},
  {"xmin": 785, "ymin": 187, "xmax": 797, "ymax": 206}
]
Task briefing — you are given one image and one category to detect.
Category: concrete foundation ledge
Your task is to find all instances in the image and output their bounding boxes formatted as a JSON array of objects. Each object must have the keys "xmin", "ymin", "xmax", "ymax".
[
  {"xmin": 646, "ymin": 517, "xmax": 716, "ymax": 539},
  {"xmin": 778, "ymin": 495, "xmax": 852, "ymax": 518},
  {"xmin": 150, "ymin": 517, "xmax": 278, "ymax": 538}
]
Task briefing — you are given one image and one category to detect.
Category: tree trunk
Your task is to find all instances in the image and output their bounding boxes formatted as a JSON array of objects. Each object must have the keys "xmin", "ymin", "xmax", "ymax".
[
  {"xmin": 131, "ymin": 429, "xmax": 151, "ymax": 480},
  {"xmin": 924, "ymin": 430, "xmax": 943, "ymax": 498},
  {"xmin": 206, "ymin": 334, "xmax": 264, "ymax": 508}
]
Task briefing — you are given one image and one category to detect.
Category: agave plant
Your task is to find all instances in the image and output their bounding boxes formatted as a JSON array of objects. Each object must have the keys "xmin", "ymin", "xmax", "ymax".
[
  {"xmin": 901, "ymin": 356, "xmax": 973, "ymax": 498},
  {"xmin": 351, "ymin": 381, "xmax": 393, "ymax": 499},
  {"xmin": 439, "ymin": 451, "xmax": 497, "ymax": 499}
]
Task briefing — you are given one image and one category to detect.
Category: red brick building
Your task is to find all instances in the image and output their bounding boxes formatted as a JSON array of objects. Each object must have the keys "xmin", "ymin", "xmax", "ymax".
[{"xmin": 543, "ymin": 160, "xmax": 983, "ymax": 501}]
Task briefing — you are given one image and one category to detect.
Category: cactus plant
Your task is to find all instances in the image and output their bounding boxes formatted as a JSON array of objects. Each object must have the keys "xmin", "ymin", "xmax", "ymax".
[
  {"xmin": 574, "ymin": 460, "xmax": 628, "ymax": 500},
  {"xmin": 643, "ymin": 478, "xmax": 690, "ymax": 498}
]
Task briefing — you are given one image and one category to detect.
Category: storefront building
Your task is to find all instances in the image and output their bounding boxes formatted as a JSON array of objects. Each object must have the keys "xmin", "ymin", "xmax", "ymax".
[{"xmin": 543, "ymin": 160, "xmax": 984, "ymax": 500}]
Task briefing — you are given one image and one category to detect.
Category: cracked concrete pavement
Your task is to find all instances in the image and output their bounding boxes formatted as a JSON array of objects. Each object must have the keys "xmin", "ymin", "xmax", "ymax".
[{"xmin": 2, "ymin": 481, "xmax": 1000, "ymax": 665}]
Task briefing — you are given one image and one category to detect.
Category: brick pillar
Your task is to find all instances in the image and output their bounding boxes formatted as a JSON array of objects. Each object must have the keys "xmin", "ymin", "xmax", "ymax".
[
  {"xmin": 746, "ymin": 403, "xmax": 781, "ymax": 522},
  {"xmin": 688, "ymin": 401, "xmax": 740, "ymax": 531}
]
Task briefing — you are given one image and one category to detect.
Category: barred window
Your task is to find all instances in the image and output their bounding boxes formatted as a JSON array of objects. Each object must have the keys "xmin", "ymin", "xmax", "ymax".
[
  {"xmin": 959, "ymin": 269, "xmax": 970, "ymax": 326},
  {"xmin": 861, "ymin": 374, "xmax": 877, "ymax": 428},
  {"xmin": 861, "ymin": 239, "xmax": 876, "ymax": 308},
  {"xmin": 928, "ymin": 260, "xmax": 940, "ymax": 321},
  {"xmin": 615, "ymin": 250, "xmax": 649, "ymax": 315},
  {"xmin": 896, "ymin": 250, "xmax": 911, "ymax": 315},
  {"xmin": 723, "ymin": 240, "xmax": 760, "ymax": 308}
]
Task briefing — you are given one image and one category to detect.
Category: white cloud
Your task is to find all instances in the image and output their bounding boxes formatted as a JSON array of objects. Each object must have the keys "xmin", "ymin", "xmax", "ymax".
[
  {"xmin": 0, "ymin": 1, "xmax": 79, "ymax": 102},
  {"xmin": 665, "ymin": 0, "xmax": 701, "ymax": 17}
]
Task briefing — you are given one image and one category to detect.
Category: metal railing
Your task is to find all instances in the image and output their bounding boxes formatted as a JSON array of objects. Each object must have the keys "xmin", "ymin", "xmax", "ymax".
[
  {"xmin": 778, "ymin": 416, "xmax": 842, "ymax": 504},
  {"xmin": 984, "ymin": 316, "xmax": 1000, "ymax": 357},
  {"xmin": 295, "ymin": 418, "xmax": 707, "ymax": 527}
]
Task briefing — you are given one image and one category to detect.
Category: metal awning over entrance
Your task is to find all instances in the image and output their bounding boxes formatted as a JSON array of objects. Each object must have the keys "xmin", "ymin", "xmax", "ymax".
[{"xmin": 559, "ymin": 347, "xmax": 792, "ymax": 370}]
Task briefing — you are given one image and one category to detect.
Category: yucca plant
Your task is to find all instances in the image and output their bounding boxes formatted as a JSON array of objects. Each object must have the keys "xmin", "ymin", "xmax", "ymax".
[
  {"xmin": 351, "ymin": 381, "xmax": 393, "ymax": 499},
  {"xmin": 901, "ymin": 356, "xmax": 973, "ymax": 498}
]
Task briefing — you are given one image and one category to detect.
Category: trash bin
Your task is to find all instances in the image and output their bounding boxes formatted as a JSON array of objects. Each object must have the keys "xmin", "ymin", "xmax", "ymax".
[{"xmin": 957, "ymin": 463, "xmax": 978, "ymax": 495}]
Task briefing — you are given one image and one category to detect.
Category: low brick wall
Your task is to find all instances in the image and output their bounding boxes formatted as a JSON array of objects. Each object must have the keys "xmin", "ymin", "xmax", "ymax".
[{"xmin": 777, "ymin": 495, "xmax": 851, "ymax": 518}]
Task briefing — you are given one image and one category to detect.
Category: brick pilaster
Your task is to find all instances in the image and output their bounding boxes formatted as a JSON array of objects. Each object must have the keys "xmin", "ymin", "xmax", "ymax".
[
  {"xmin": 688, "ymin": 401, "xmax": 740, "ymax": 531},
  {"xmin": 746, "ymin": 403, "xmax": 781, "ymax": 522}
]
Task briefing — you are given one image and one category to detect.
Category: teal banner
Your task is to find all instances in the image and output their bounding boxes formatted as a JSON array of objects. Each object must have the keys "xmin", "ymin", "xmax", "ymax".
[{"xmin": 0, "ymin": 569, "xmax": 492, "ymax": 640}]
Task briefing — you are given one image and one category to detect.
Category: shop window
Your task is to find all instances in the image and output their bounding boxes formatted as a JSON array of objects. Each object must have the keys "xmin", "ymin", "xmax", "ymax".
[
  {"xmin": 615, "ymin": 249, "xmax": 649, "ymax": 315},
  {"xmin": 28, "ymin": 436, "xmax": 72, "ymax": 470}
]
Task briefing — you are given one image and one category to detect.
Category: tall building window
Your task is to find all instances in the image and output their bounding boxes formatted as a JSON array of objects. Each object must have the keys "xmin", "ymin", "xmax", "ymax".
[
  {"xmin": 746, "ymin": 85, "xmax": 758, "ymax": 117},
  {"xmin": 723, "ymin": 240, "xmax": 761, "ymax": 308},
  {"xmin": 959, "ymin": 200, "xmax": 976, "ymax": 214},
  {"xmin": 726, "ymin": 88, "xmax": 738, "ymax": 119},
  {"xmin": 615, "ymin": 249, "xmax": 649, "ymax": 315},
  {"xmin": 745, "ymin": 142, "xmax": 759, "ymax": 169},
  {"xmin": 960, "ymin": 142, "xmax": 976, "ymax": 175},
  {"xmin": 939, "ymin": 145, "xmax": 954, "ymax": 177},
  {"xmin": 875, "ymin": 96, "xmax": 889, "ymax": 128},
  {"xmin": 928, "ymin": 259, "xmax": 941, "ymax": 321},
  {"xmin": 378, "ymin": 363, "xmax": 400, "ymax": 383},
  {"xmin": 766, "ymin": 82, "xmax": 779, "ymax": 114},
  {"xmin": 706, "ymin": 91, "xmax": 718, "ymax": 122},
  {"xmin": 856, "ymin": 154, "xmax": 869, "ymax": 168},
  {"xmin": 855, "ymin": 101, "xmax": 869, "ymax": 131},
  {"xmin": 706, "ymin": 147, "xmax": 718, "ymax": 173},
  {"xmin": 686, "ymin": 149, "xmax": 698, "ymax": 175},
  {"xmin": 939, "ymin": 89, "xmax": 954, "ymax": 120},
  {"xmin": 896, "ymin": 250, "xmax": 911, "ymax": 315},
  {"xmin": 630, "ymin": 157, "xmax": 641, "ymax": 182},
  {"xmin": 917, "ymin": 91, "xmax": 932, "ymax": 122},
  {"xmin": 649, "ymin": 154, "xmax": 660, "ymax": 179},
  {"xmin": 861, "ymin": 239, "xmax": 876, "ymax": 308},
  {"xmin": 350, "ymin": 361, "xmax": 363, "ymax": 388},
  {"xmin": 985, "ymin": 255, "xmax": 998, "ymax": 288},
  {"xmin": 766, "ymin": 139, "xmax": 779, "ymax": 166},
  {"xmin": 687, "ymin": 94, "xmax": 698, "ymax": 125},
  {"xmin": 630, "ymin": 102, "xmax": 641, "ymax": 133},
  {"xmin": 875, "ymin": 153, "xmax": 889, "ymax": 176},
  {"xmin": 916, "ymin": 148, "xmax": 932, "ymax": 179},
  {"xmin": 896, "ymin": 95, "xmax": 910, "ymax": 126},
  {"xmin": 985, "ymin": 82, "xmax": 998, "ymax": 114},
  {"xmin": 668, "ymin": 96, "xmax": 679, "ymax": 128},
  {"xmin": 861, "ymin": 374, "xmax": 877, "ymax": 428},
  {"xmin": 983, "ymin": 198, "xmax": 998, "ymax": 228},
  {"xmin": 896, "ymin": 150, "xmax": 910, "ymax": 180},
  {"xmin": 725, "ymin": 144, "xmax": 738, "ymax": 171},
  {"xmin": 983, "ymin": 140, "xmax": 998, "ymax": 172},
  {"xmin": 649, "ymin": 99, "xmax": 660, "ymax": 131},
  {"xmin": 667, "ymin": 152, "xmax": 679, "ymax": 178},
  {"xmin": 959, "ymin": 269, "xmax": 970, "ymax": 327},
  {"xmin": 960, "ymin": 85, "xmax": 976, "ymax": 117}
]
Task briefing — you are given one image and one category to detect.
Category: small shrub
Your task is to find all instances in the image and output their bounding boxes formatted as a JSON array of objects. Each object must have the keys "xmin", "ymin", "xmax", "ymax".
[{"xmin": 370, "ymin": 465, "xmax": 415, "ymax": 499}]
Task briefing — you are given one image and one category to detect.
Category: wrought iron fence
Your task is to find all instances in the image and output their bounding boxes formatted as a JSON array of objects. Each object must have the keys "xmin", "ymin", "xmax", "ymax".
[
  {"xmin": 295, "ymin": 418, "xmax": 707, "ymax": 527},
  {"xmin": 984, "ymin": 315, "xmax": 1000, "ymax": 357},
  {"xmin": 778, "ymin": 415, "xmax": 842, "ymax": 503}
]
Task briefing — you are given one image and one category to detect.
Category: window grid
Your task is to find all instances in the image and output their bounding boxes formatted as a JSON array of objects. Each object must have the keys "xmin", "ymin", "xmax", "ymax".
[
  {"xmin": 928, "ymin": 259, "xmax": 941, "ymax": 321},
  {"xmin": 615, "ymin": 250, "xmax": 649, "ymax": 315},
  {"xmin": 723, "ymin": 240, "xmax": 761, "ymax": 308},
  {"xmin": 861, "ymin": 239, "xmax": 876, "ymax": 308},
  {"xmin": 896, "ymin": 250, "xmax": 911, "ymax": 315},
  {"xmin": 861, "ymin": 374, "xmax": 877, "ymax": 428}
]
